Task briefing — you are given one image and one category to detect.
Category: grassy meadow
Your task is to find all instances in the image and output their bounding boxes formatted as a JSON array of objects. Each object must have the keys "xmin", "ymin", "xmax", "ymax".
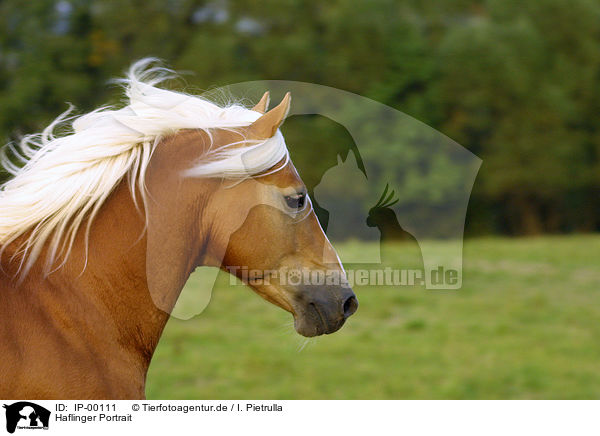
[{"xmin": 146, "ymin": 235, "xmax": 600, "ymax": 399}]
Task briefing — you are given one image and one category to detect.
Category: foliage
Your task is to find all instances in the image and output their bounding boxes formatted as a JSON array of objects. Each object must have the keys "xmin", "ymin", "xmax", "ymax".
[{"xmin": 1, "ymin": 0, "xmax": 599, "ymax": 234}]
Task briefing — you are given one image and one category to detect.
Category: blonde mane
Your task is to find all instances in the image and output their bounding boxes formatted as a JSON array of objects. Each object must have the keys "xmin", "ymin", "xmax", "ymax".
[{"xmin": 0, "ymin": 58, "xmax": 288, "ymax": 275}]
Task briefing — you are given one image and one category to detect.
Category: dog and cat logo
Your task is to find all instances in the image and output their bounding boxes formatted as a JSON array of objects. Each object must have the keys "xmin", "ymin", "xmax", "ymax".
[{"xmin": 2, "ymin": 402, "xmax": 50, "ymax": 433}]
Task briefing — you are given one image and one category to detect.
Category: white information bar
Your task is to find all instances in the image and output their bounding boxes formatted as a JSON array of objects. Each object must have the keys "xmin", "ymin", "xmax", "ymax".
[{"xmin": 0, "ymin": 400, "xmax": 596, "ymax": 436}]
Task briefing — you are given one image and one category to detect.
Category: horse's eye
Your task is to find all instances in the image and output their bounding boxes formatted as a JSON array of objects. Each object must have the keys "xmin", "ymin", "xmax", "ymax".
[{"xmin": 284, "ymin": 192, "xmax": 306, "ymax": 210}]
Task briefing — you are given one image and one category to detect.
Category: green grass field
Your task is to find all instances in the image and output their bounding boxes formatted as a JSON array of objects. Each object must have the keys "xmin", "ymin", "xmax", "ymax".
[{"xmin": 146, "ymin": 235, "xmax": 600, "ymax": 399}]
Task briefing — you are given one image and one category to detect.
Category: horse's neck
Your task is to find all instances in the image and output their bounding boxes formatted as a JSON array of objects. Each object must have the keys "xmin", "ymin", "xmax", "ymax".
[
  {"xmin": 1, "ymin": 180, "xmax": 176, "ymax": 397},
  {"xmin": 67, "ymin": 180, "xmax": 179, "ymax": 350}
]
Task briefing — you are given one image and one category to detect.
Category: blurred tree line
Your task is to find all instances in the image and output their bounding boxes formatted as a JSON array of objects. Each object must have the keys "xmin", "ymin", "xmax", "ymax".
[{"xmin": 1, "ymin": 0, "xmax": 599, "ymax": 236}]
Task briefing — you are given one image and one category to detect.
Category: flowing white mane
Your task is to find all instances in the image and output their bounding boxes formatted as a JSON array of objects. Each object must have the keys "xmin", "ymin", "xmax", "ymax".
[{"xmin": 0, "ymin": 58, "xmax": 288, "ymax": 274}]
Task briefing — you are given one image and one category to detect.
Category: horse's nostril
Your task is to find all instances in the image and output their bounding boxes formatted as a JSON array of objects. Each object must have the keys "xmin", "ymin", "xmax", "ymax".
[{"xmin": 343, "ymin": 295, "xmax": 358, "ymax": 318}]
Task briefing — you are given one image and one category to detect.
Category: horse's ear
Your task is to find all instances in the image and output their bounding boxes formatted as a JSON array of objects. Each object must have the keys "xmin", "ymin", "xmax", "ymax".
[
  {"xmin": 252, "ymin": 91, "xmax": 270, "ymax": 114},
  {"xmin": 247, "ymin": 92, "xmax": 291, "ymax": 139}
]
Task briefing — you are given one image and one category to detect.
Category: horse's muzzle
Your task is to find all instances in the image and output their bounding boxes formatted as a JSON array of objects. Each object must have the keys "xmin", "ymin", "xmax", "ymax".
[{"xmin": 292, "ymin": 285, "xmax": 358, "ymax": 337}]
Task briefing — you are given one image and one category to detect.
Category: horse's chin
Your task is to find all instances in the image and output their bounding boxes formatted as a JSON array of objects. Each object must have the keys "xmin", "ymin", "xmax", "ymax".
[{"xmin": 293, "ymin": 308, "xmax": 347, "ymax": 337}]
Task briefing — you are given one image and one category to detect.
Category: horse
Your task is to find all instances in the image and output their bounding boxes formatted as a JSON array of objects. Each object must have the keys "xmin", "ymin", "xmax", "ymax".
[{"xmin": 0, "ymin": 60, "xmax": 357, "ymax": 399}]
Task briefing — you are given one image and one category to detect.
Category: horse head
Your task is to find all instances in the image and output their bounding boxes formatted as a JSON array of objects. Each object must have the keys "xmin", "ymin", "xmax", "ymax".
[{"xmin": 145, "ymin": 92, "xmax": 357, "ymax": 337}]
